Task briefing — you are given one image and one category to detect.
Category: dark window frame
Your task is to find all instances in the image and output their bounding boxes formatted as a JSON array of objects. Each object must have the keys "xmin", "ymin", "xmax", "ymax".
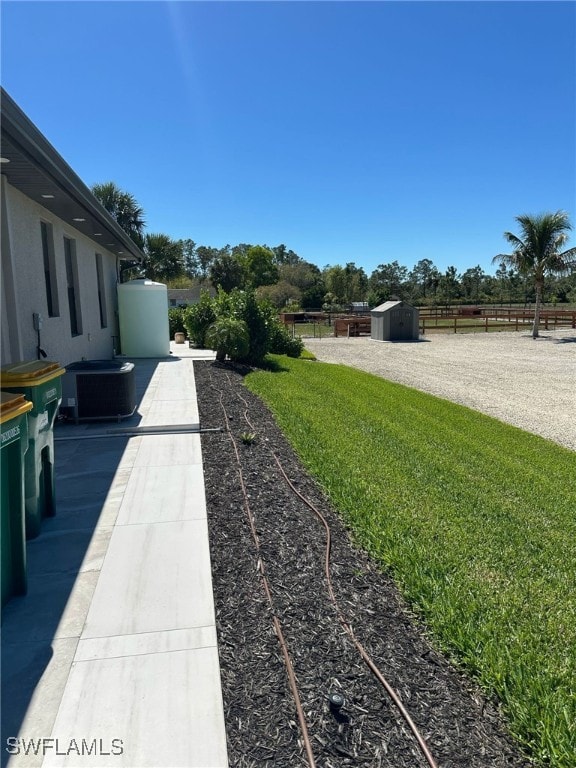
[
  {"xmin": 40, "ymin": 221, "xmax": 59, "ymax": 317},
  {"xmin": 64, "ymin": 236, "xmax": 82, "ymax": 336},
  {"xmin": 95, "ymin": 253, "xmax": 107, "ymax": 328}
]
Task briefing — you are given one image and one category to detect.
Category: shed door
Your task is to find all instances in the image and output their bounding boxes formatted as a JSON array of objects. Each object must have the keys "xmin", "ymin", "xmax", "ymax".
[{"xmin": 390, "ymin": 309, "xmax": 413, "ymax": 340}]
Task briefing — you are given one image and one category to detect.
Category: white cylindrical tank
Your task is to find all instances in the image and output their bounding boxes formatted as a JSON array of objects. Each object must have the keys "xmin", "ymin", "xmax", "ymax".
[{"xmin": 117, "ymin": 279, "xmax": 170, "ymax": 357}]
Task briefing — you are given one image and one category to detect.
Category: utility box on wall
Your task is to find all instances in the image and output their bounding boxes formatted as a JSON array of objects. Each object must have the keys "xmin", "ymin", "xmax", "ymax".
[{"xmin": 371, "ymin": 301, "xmax": 419, "ymax": 342}]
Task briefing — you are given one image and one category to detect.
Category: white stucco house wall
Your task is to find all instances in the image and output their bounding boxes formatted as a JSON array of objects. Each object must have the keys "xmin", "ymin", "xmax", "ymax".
[{"xmin": 1, "ymin": 88, "xmax": 144, "ymax": 367}]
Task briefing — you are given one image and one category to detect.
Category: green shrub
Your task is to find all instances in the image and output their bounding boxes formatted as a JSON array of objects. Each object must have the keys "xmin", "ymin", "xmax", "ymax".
[
  {"xmin": 185, "ymin": 287, "xmax": 302, "ymax": 362},
  {"xmin": 225, "ymin": 289, "xmax": 270, "ymax": 364},
  {"xmin": 257, "ymin": 300, "xmax": 304, "ymax": 358},
  {"xmin": 183, "ymin": 291, "xmax": 216, "ymax": 347},
  {"xmin": 205, "ymin": 317, "xmax": 250, "ymax": 362},
  {"xmin": 168, "ymin": 307, "xmax": 187, "ymax": 338},
  {"xmin": 267, "ymin": 317, "xmax": 304, "ymax": 357}
]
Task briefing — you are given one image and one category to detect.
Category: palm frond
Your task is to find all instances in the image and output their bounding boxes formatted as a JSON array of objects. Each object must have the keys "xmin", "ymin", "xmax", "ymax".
[
  {"xmin": 492, "ymin": 252, "xmax": 517, "ymax": 268},
  {"xmin": 495, "ymin": 212, "xmax": 575, "ymax": 281},
  {"xmin": 547, "ymin": 246, "xmax": 576, "ymax": 275}
]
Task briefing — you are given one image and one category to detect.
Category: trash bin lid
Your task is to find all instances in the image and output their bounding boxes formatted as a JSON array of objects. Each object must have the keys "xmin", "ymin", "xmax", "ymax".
[
  {"xmin": 0, "ymin": 391, "xmax": 33, "ymax": 424},
  {"xmin": 0, "ymin": 361, "xmax": 65, "ymax": 387}
]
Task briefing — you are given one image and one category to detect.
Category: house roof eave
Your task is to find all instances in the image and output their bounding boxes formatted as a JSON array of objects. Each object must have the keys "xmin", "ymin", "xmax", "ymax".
[{"xmin": 0, "ymin": 88, "xmax": 144, "ymax": 262}]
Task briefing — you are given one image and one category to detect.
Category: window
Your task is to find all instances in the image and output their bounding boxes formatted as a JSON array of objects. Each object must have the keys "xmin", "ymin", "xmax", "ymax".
[
  {"xmin": 95, "ymin": 253, "xmax": 107, "ymax": 328},
  {"xmin": 64, "ymin": 237, "xmax": 82, "ymax": 336},
  {"xmin": 40, "ymin": 221, "xmax": 59, "ymax": 316}
]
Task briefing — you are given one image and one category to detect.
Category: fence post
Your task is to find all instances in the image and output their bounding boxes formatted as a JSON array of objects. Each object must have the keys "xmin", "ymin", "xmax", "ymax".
[
  {"xmin": 454, "ymin": 317, "xmax": 457, "ymax": 334},
  {"xmin": 485, "ymin": 316, "xmax": 489, "ymax": 332}
]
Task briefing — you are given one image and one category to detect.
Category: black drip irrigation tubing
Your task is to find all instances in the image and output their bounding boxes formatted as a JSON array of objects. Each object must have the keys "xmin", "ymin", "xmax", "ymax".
[
  {"xmin": 213, "ymin": 371, "xmax": 317, "ymax": 768},
  {"xmin": 208, "ymin": 367, "xmax": 439, "ymax": 768},
  {"xmin": 272, "ymin": 455, "xmax": 439, "ymax": 768}
]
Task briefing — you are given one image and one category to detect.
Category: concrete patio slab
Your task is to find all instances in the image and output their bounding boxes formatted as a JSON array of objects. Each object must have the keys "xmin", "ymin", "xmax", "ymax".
[
  {"xmin": 25, "ymin": 525, "xmax": 114, "ymax": 577},
  {"xmin": 115, "ymin": 465, "xmax": 206, "ymax": 525},
  {"xmin": 2, "ymin": 572, "xmax": 100, "ymax": 645},
  {"xmin": 43, "ymin": 646, "xmax": 227, "ymax": 768},
  {"xmin": 132, "ymin": 433, "xmax": 203, "ymax": 467},
  {"xmin": 74, "ymin": 626, "xmax": 217, "ymax": 662},
  {"xmin": 140, "ymin": 399, "xmax": 200, "ymax": 427},
  {"xmin": 2, "ymin": 638, "xmax": 79, "ymax": 768},
  {"xmin": 81, "ymin": 519, "xmax": 215, "ymax": 639},
  {"xmin": 2, "ymin": 345, "xmax": 227, "ymax": 768}
]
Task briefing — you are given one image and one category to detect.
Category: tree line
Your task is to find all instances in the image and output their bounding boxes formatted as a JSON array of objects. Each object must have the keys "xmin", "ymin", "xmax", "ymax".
[{"xmin": 92, "ymin": 182, "xmax": 576, "ymax": 313}]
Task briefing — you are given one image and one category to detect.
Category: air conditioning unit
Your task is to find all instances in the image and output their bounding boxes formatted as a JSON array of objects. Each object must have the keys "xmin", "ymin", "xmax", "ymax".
[{"xmin": 60, "ymin": 360, "xmax": 136, "ymax": 422}]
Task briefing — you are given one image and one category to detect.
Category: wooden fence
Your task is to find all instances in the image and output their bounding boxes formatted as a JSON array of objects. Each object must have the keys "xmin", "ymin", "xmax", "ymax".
[
  {"xmin": 420, "ymin": 310, "xmax": 576, "ymax": 334},
  {"xmin": 281, "ymin": 307, "xmax": 576, "ymax": 337},
  {"xmin": 333, "ymin": 317, "xmax": 372, "ymax": 337}
]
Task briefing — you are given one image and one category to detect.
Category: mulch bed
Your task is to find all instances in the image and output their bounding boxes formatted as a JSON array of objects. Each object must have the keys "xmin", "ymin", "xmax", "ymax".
[{"xmin": 195, "ymin": 360, "xmax": 531, "ymax": 768}]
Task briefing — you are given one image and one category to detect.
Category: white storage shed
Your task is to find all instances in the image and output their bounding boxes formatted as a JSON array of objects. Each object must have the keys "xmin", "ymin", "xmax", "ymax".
[{"xmin": 371, "ymin": 300, "xmax": 419, "ymax": 341}]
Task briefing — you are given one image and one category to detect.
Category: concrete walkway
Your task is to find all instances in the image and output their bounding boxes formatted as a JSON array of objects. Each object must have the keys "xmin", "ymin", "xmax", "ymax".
[{"xmin": 2, "ymin": 344, "xmax": 228, "ymax": 768}]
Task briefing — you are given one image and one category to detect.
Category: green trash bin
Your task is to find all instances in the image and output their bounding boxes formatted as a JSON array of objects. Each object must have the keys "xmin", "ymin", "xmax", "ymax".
[
  {"xmin": 1, "ymin": 361, "xmax": 65, "ymax": 539},
  {"xmin": 1, "ymin": 391, "xmax": 33, "ymax": 608}
]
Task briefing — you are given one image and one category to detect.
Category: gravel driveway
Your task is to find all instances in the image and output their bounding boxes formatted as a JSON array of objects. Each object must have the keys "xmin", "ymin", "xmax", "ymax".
[{"xmin": 304, "ymin": 329, "xmax": 576, "ymax": 452}]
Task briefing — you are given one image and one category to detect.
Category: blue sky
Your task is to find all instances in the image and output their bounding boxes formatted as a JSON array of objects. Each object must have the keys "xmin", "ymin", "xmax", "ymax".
[{"xmin": 2, "ymin": 1, "xmax": 575, "ymax": 277}]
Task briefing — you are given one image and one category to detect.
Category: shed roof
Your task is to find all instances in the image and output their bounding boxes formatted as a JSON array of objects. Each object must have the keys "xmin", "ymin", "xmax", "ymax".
[
  {"xmin": 0, "ymin": 88, "xmax": 144, "ymax": 262},
  {"xmin": 371, "ymin": 300, "xmax": 415, "ymax": 314}
]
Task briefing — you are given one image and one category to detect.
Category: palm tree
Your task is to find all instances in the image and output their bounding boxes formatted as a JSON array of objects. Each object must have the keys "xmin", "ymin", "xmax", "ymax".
[
  {"xmin": 91, "ymin": 181, "xmax": 146, "ymax": 249},
  {"xmin": 493, "ymin": 211, "xmax": 576, "ymax": 338},
  {"xmin": 142, "ymin": 233, "xmax": 184, "ymax": 282}
]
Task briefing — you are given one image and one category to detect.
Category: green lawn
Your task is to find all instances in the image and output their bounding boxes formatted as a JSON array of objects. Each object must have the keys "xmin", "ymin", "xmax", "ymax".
[{"xmin": 245, "ymin": 355, "xmax": 576, "ymax": 767}]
